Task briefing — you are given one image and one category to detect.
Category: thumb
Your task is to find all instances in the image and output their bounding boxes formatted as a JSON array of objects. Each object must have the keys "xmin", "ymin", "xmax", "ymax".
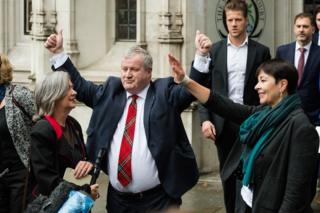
[
  {"xmin": 196, "ymin": 30, "xmax": 200, "ymax": 36},
  {"xmin": 57, "ymin": 29, "xmax": 63, "ymax": 37}
]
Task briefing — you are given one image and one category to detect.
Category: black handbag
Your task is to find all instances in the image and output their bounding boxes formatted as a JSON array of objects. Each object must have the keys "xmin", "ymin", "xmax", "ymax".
[{"xmin": 25, "ymin": 180, "xmax": 90, "ymax": 213}]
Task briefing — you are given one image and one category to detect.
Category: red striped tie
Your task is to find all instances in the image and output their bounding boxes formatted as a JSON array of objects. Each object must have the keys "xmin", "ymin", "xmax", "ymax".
[{"xmin": 118, "ymin": 95, "xmax": 138, "ymax": 187}]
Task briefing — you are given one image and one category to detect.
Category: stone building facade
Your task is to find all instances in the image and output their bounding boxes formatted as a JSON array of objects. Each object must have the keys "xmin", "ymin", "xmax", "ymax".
[{"xmin": 0, "ymin": 0, "xmax": 316, "ymax": 173}]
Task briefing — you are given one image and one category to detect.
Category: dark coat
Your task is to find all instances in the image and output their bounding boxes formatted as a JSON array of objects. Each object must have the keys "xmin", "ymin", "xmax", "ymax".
[
  {"xmin": 276, "ymin": 42, "xmax": 320, "ymax": 125},
  {"xmin": 55, "ymin": 58, "xmax": 207, "ymax": 198},
  {"xmin": 204, "ymin": 91, "xmax": 319, "ymax": 213},
  {"xmin": 4, "ymin": 84, "xmax": 35, "ymax": 168},
  {"xmin": 197, "ymin": 38, "xmax": 271, "ymax": 137},
  {"xmin": 313, "ymin": 32, "xmax": 319, "ymax": 45},
  {"xmin": 30, "ymin": 116, "xmax": 87, "ymax": 196}
]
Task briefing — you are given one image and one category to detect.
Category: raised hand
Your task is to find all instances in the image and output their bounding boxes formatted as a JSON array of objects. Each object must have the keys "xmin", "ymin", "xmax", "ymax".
[
  {"xmin": 168, "ymin": 54, "xmax": 186, "ymax": 84},
  {"xmin": 44, "ymin": 30, "xmax": 64, "ymax": 54},
  {"xmin": 195, "ymin": 30, "xmax": 212, "ymax": 56}
]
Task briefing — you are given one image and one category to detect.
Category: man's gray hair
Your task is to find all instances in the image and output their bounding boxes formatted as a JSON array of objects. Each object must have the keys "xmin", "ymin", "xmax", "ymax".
[
  {"xmin": 35, "ymin": 71, "xmax": 70, "ymax": 116},
  {"xmin": 125, "ymin": 46, "xmax": 153, "ymax": 70}
]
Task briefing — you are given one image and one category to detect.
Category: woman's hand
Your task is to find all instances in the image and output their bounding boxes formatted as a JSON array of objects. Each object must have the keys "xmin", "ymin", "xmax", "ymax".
[
  {"xmin": 73, "ymin": 161, "xmax": 93, "ymax": 179},
  {"xmin": 90, "ymin": 184, "xmax": 100, "ymax": 200},
  {"xmin": 168, "ymin": 54, "xmax": 186, "ymax": 84}
]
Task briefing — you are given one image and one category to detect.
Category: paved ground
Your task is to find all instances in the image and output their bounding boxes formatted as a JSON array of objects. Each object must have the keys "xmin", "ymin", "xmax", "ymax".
[
  {"xmin": 92, "ymin": 172, "xmax": 225, "ymax": 213},
  {"xmin": 91, "ymin": 172, "xmax": 320, "ymax": 213}
]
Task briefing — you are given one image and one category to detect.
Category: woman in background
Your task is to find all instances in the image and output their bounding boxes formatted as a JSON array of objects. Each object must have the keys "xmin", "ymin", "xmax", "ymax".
[
  {"xmin": 29, "ymin": 71, "xmax": 99, "ymax": 201},
  {"xmin": 0, "ymin": 54, "xmax": 36, "ymax": 212}
]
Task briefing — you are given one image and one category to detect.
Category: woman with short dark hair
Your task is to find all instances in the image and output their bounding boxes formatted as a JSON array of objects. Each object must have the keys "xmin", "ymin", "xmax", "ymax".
[{"xmin": 169, "ymin": 55, "xmax": 319, "ymax": 213}]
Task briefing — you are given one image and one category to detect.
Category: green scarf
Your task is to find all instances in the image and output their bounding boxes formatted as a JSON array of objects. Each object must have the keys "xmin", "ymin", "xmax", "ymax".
[{"xmin": 239, "ymin": 94, "xmax": 301, "ymax": 187}]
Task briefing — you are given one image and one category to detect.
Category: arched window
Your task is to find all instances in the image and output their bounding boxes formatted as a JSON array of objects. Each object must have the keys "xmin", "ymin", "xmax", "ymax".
[{"xmin": 116, "ymin": 0, "xmax": 137, "ymax": 40}]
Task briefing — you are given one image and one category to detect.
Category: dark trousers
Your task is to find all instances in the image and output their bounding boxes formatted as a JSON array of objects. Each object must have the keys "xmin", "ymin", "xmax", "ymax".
[
  {"xmin": 0, "ymin": 167, "xmax": 28, "ymax": 213},
  {"xmin": 107, "ymin": 184, "xmax": 181, "ymax": 213},
  {"xmin": 216, "ymin": 120, "xmax": 239, "ymax": 213}
]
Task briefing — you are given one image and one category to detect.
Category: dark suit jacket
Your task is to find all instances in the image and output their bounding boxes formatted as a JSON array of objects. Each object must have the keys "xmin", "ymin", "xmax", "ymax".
[
  {"xmin": 55, "ymin": 58, "xmax": 207, "ymax": 199},
  {"xmin": 30, "ymin": 116, "xmax": 87, "ymax": 196},
  {"xmin": 313, "ymin": 32, "xmax": 319, "ymax": 45},
  {"xmin": 276, "ymin": 42, "xmax": 320, "ymax": 125},
  {"xmin": 198, "ymin": 38, "xmax": 271, "ymax": 137},
  {"xmin": 205, "ymin": 91, "xmax": 319, "ymax": 213}
]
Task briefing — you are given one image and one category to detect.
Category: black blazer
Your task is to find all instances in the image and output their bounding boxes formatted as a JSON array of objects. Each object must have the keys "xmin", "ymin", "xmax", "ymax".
[
  {"xmin": 198, "ymin": 38, "xmax": 271, "ymax": 136},
  {"xmin": 313, "ymin": 32, "xmax": 319, "ymax": 45},
  {"xmin": 55, "ymin": 58, "xmax": 208, "ymax": 198},
  {"xmin": 204, "ymin": 91, "xmax": 319, "ymax": 212},
  {"xmin": 30, "ymin": 116, "xmax": 87, "ymax": 196},
  {"xmin": 276, "ymin": 42, "xmax": 320, "ymax": 125}
]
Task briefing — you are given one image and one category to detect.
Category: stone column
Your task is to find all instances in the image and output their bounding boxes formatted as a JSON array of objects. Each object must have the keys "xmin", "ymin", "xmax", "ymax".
[
  {"xmin": 56, "ymin": 0, "xmax": 79, "ymax": 65},
  {"xmin": 0, "ymin": 0, "xmax": 18, "ymax": 53},
  {"xmin": 158, "ymin": 0, "xmax": 208, "ymax": 172},
  {"xmin": 274, "ymin": 0, "xmax": 304, "ymax": 48},
  {"xmin": 0, "ymin": 0, "xmax": 7, "ymax": 53},
  {"xmin": 7, "ymin": 0, "xmax": 15, "ymax": 50},
  {"xmin": 30, "ymin": 0, "xmax": 56, "ymax": 83},
  {"xmin": 158, "ymin": 0, "xmax": 183, "ymax": 77},
  {"xmin": 137, "ymin": 0, "xmax": 147, "ymax": 49}
]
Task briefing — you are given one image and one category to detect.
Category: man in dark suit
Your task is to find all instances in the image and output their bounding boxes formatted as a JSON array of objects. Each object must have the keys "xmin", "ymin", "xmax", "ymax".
[
  {"xmin": 276, "ymin": 13, "xmax": 320, "ymax": 125},
  {"xmin": 44, "ymin": 31, "xmax": 211, "ymax": 213},
  {"xmin": 312, "ymin": 7, "xmax": 320, "ymax": 45},
  {"xmin": 193, "ymin": 1, "xmax": 270, "ymax": 212}
]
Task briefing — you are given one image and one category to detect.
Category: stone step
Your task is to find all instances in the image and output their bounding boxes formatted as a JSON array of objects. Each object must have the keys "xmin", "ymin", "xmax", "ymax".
[{"xmin": 198, "ymin": 172, "xmax": 223, "ymax": 192}]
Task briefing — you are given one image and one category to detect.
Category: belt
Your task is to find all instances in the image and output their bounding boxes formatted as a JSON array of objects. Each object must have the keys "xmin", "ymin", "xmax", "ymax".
[{"xmin": 109, "ymin": 184, "xmax": 163, "ymax": 200}]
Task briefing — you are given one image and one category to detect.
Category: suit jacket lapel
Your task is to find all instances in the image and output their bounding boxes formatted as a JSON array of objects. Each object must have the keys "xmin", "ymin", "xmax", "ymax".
[
  {"xmin": 110, "ymin": 91, "xmax": 127, "ymax": 134},
  {"xmin": 98, "ymin": 90, "xmax": 126, "ymax": 153},
  {"xmin": 313, "ymin": 33, "xmax": 319, "ymax": 45},
  {"xmin": 144, "ymin": 83, "xmax": 155, "ymax": 142},
  {"xmin": 215, "ymin": 40, "xmax": 228, "ymax": 91},
  {"xmin": 245, "ymin": 39, "xmax": 256, "ymax": 85},
  {"xmin": 288, "ymin": 43, "xmax": 295, "ymax": 64},
  {"xmin": 301, "ymin": 43, "xmax": 316, "ymax": 85}
]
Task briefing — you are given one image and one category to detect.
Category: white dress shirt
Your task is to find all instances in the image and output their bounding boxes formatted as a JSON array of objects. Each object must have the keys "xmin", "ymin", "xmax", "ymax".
[
  {"xmin": 107, "ymin": 85, "xmax": 161, "ymax": 193},
  {"xmin": 193, "ymin": 35, "xmax": 248, "ymax": 104},
  {"xmin": 226, "ymin": 36, "xmax": 248, "ymax": 104},
  {"xmin": 294, "ymin": 41, "xmax": 311, "ymax": 70}
]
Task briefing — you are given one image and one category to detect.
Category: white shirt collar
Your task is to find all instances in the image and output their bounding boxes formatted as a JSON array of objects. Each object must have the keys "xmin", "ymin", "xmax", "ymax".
[
  {"xmin": 227, "ymin": 34, "xmax": 248, "ymax": 47},
  {"xmin": 126, "ymin": 84, "xmax": 150, "ymax": 100},
  {"xmin": 295, "ymin": 41, "xmax": 312, "ymax": 52}
]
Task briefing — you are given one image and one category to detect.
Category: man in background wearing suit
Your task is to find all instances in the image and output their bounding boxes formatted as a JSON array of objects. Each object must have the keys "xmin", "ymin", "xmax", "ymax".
[
  {"xmin": 313, "ymin": 7, "xmax": 320, "ymax": 45},
  {"xmin": 276, "ymin": 13, "xmax": 320, "ymax": 125},
  {"xmin": 44, "ymin": 31, "xmax": 211, "ymax": 213},
  {"xmin": 192, "ymin": 1, "xmax": 270, "ymax": 212}
]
